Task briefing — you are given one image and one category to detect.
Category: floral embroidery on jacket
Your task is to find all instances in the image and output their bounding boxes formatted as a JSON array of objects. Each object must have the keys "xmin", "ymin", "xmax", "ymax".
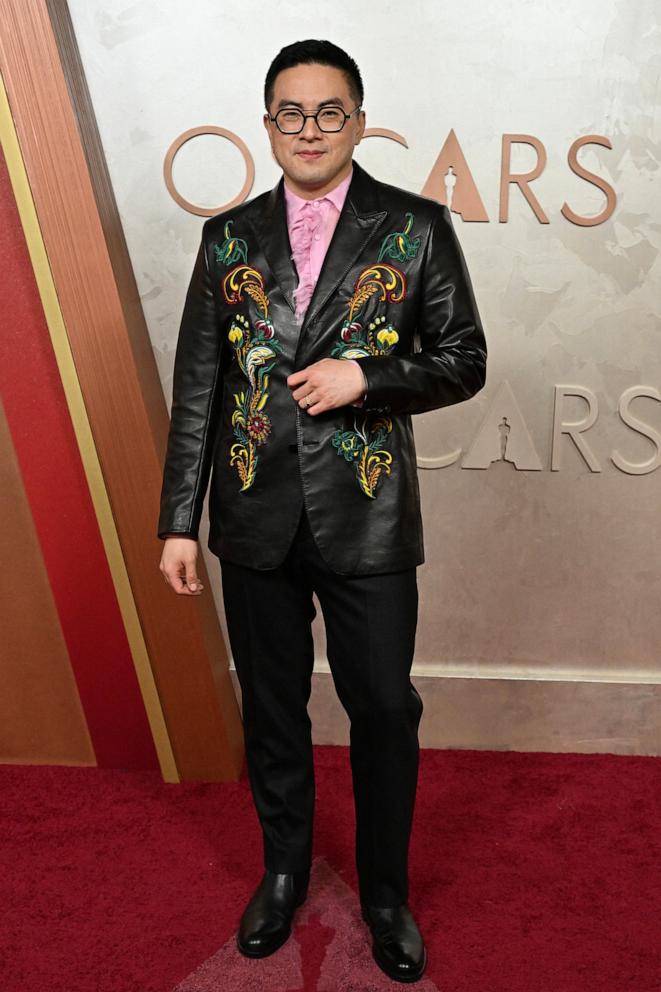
[
  {"xmin": 377, "ymin": 212, "xmax": 421, "ymax": 263},
  {"xmin": 330, "ymin": 263, "xmax": 406, "ymax": 498},
  {"xmin": 215, "ymin": 220, "xmax": 248, "ymax": 266},
  {"xmin": 222, "ymin": 263, "xmax": 282, "ymax": 491}
]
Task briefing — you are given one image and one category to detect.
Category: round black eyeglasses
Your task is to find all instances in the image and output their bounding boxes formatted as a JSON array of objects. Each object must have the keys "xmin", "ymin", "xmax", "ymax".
[{"xmin": 267, "ymin": 105, "xmax": 362, "ymax": 134}]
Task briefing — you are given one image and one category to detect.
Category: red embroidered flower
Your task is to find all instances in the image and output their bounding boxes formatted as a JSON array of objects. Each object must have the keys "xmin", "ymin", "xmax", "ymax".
[
  {"xmin": 247, "ymin": 412, "xmax": 272, "ymax": 445},
  {"xmin": 341, "ymin": 321, "xmax": 362, "ymax": 342}
]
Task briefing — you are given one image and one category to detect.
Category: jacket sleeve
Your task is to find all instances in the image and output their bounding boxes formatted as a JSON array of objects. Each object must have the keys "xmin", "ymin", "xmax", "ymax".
[
  {"xmin": 157, "ymin": 223, "xmax": 223, "ymax": 541},
  {"xmin": 353, "ymin": 204, "xmax": 487, "ymax": 416}
]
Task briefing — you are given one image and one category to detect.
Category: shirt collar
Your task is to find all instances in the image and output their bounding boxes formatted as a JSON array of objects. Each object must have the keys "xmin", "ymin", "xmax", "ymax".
[{"xmin": 283, "ymin": 166, "xmax": 353, "ymax": 216}]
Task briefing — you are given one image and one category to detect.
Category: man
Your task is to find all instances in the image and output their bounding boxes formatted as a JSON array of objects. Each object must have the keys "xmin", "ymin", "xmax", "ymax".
[{"xmin": 158, "ymin": 39, "xmax": 487, "ymax": 984}]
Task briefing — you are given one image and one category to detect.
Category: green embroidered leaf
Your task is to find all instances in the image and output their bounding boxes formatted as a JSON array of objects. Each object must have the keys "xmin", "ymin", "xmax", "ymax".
[
  {"xmin": 215, "ymin": 220, "xmax": 249, "ymax": 266},
  {"xmin": 331, "ymin": 430, "xmax": 361, "ymax": 462},
  {"xmin": 377, "ymin": 212, "xmax": 421, "ymax": 263}
]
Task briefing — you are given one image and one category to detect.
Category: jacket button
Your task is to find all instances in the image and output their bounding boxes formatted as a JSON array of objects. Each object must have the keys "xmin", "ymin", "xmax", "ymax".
[{"xmin": 288, "ymin": 443, "xmax": 297, "ymax": 453}]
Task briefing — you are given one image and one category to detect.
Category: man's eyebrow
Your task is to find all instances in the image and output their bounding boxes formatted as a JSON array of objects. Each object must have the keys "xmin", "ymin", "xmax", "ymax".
[{"xmin": 275, "ymin": 97, "xmax": 347, "ymax": 110}]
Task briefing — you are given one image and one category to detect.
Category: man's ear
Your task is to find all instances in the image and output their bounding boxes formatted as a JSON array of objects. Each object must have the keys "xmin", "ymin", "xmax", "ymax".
[
  {"xmin": 263, "ymin": 114, "xmax": 275, "ymax": 154},
  {"xmin": 354, "ymin": 111, "xmax": 366, "ymax": 146}
]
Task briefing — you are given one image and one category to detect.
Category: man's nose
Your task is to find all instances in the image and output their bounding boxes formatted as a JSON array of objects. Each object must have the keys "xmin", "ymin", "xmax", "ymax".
[{"xmin": 300, "ymin": 114, "xmax": 320, "ymax": 139}]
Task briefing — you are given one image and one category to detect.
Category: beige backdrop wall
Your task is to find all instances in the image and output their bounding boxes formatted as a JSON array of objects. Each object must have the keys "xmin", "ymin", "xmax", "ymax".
[{"xmin": 67, "ymin": 0, "xmax": 661, "ymax": 754}]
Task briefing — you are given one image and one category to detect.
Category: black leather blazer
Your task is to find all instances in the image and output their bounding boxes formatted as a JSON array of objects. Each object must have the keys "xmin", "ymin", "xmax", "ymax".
[{"xmin": 157, "ymin": 159, "xmax": 487, "ymax": 574}]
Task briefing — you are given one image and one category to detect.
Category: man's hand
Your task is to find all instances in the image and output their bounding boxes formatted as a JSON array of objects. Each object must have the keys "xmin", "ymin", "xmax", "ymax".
[
  {"xmin": 288, "ymin": 358, "xmax": 365, "ymax": 415},
  {"xmin": 159, "ymin": 537, "xmax": 204, "ymax": 595}
]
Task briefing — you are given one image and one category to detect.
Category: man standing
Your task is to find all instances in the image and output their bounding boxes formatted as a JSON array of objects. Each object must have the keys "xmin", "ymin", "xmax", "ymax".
[{"xmin": 158, "ymin": 39, "xmax": 487, "ymax": 984}]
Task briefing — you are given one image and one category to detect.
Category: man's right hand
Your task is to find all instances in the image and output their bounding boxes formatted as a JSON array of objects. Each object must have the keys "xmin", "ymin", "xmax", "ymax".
[{"xmin": 159, "ymin": 537, "xmax": 204, "ymax": 595}]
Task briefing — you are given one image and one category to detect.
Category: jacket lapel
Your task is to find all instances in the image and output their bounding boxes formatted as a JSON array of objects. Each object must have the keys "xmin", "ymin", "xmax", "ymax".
[
  {"xmin": 246, "ymin": 160, "xmax": 389, "ymax": 349},
  {"xmin": 298, "ymin": 162, "xmax": 388, "ymax": 342},
  {"xmin": 246, "ymin": 178, "xmax": 299, "ymax": 314}
]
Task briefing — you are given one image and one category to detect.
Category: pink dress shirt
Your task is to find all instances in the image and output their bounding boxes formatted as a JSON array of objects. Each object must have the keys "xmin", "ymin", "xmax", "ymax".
[{"xmin": 284, "ymin": 168, "xmax": 367, "ymax": 407}]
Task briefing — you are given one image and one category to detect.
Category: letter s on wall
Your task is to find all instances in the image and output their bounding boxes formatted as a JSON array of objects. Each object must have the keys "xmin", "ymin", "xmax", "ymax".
[{"xmin": 612, "ymin": 386, "xmax": 661, "ymax": 475}]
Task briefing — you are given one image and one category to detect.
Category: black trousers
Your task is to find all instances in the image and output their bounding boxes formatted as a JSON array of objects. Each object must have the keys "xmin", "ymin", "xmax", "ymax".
[{"xmin": 219, "ymin": 503, "xmax": 423, "ymax": 907}]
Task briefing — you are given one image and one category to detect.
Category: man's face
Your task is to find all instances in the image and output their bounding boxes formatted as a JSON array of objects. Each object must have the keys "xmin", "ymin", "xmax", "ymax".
[{"xmin": 263, "ymin": 62, "xmax": 365, "ymax": 197}]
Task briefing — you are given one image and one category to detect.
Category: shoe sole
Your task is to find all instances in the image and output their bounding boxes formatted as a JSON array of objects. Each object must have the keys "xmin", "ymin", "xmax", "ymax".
[{"xmin": 236, "ymin": 887, "xmax": 308, "ymax": 959}]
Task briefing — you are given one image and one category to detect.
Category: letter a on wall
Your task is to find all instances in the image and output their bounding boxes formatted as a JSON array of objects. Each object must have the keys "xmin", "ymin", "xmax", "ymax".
[
  {"xmin": 420, "ymin": 128, "xmax": 489, "ymax": 221},
  {"xmin": 462, "ymin": 380, "xmax": 543, "ymax": 470}
]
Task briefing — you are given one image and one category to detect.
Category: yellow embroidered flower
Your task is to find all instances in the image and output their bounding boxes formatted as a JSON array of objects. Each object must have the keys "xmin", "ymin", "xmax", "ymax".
[
  {"xmin": 377, "ymin": 327, "xmax": 399, "ymax": 348},
  {"xmin": 228, "ymin": 324, "xmax": 243, "ymax": 345}
]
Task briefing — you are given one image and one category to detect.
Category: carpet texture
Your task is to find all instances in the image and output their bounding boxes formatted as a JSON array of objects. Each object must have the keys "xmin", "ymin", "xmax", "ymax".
[{"xmin": 1, "ymin": 745, "xmax": 660, "ymax": 991}]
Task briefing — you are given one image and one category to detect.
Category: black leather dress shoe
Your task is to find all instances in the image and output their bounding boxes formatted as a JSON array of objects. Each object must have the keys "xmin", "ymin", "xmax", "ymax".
[
  {"xmin": 361, "ymin": 902, "xmax": 427, "ymax": 983},
  {"xmin": 236, "ymin": 868, "xmax": 310, "ymax": 958}
]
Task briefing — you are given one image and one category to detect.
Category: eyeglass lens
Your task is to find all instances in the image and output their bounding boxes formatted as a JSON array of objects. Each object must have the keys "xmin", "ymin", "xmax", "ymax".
[{"xmin": 276, "ymin": 107, "xmax": 347, "ymax": 133}]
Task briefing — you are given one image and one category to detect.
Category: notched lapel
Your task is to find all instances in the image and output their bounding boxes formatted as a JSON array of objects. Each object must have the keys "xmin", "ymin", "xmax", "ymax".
[{"xmin": 245, "ymin": 178, "xmax": 298, "ymax": 315}]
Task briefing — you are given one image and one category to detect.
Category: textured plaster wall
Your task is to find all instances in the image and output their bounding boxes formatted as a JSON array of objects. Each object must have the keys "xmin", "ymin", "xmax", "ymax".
[{"xmin": 68, "ymin": 0, "xmax": 661, "ymax": 679}]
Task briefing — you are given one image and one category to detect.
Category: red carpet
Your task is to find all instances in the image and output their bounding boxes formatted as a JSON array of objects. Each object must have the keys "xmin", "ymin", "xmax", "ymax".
[{"xmin": 1, "ymin": 745, "xmax": 660, "ymax": 992}]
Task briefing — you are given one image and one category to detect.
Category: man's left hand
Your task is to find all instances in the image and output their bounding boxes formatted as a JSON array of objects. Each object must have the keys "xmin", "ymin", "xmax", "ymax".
[{"xmin": 287, "ymin": 358, "xmax": 364, "ymax": 415}]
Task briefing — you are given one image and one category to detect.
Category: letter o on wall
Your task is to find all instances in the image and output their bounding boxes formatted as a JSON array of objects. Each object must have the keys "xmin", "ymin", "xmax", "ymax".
[{"xmin": 164, "ymin": 126, "xmax": 255, "ymax": 217}]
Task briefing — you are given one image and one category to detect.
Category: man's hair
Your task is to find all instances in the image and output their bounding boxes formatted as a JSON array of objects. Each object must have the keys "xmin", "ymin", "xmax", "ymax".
[{"xmin": 264, "ymin": 40, "xmax": 364, "ymax": 112}]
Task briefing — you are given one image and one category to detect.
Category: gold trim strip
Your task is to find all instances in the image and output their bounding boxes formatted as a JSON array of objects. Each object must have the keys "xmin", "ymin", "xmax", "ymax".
[
  {"xmin": 0, "ymin": 71, "xmax": 179, "ymax": 782},
  {"xmin": 312, "ymin": 658, "xmax": 661, "ymax": 685}
]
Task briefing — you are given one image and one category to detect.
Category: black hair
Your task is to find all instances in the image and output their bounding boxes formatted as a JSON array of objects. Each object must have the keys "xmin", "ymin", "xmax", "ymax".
[{"xmin": 264, "ymin": 39, "xmax": 364, "ymax": 111}]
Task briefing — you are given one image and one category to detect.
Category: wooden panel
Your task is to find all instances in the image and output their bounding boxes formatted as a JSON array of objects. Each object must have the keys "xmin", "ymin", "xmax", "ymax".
[
  {"xmin": 0, "ymin": 397, "xmax": 96, "ymax": 764},
  {"xmin": 0, "ymin": 0, "xmax": 244, "ymax": 781},
  {"xmin": 0, "ymin": 138, "xmax": 159, "ymax": 769}
]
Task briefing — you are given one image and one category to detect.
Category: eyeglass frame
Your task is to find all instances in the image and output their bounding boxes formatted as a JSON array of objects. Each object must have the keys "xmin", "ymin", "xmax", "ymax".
[{"xmin": 266, "ymin": 104, "xmax": 363, "ymax": 135}]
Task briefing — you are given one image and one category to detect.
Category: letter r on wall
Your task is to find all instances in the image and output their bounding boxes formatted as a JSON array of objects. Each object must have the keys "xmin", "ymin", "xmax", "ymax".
[{"xmin": 551, "ymin": 385, "xmax": 601, "ymax": 472}]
